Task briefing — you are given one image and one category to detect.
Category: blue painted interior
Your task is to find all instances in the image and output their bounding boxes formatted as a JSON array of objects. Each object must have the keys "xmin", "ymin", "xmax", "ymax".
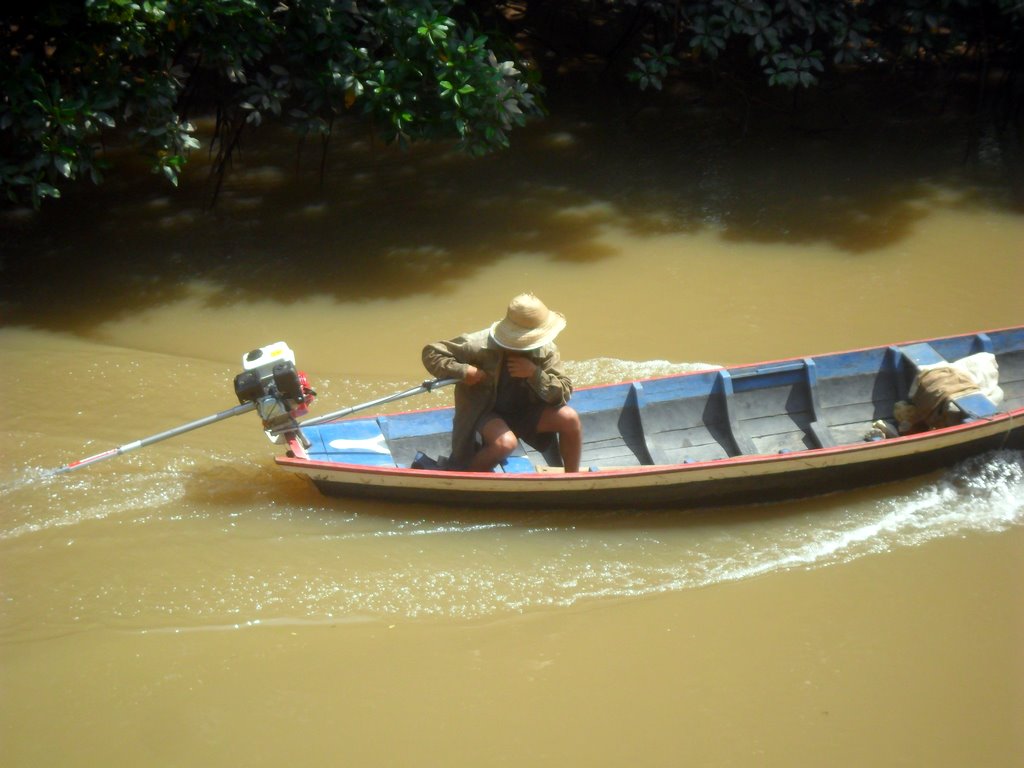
[
  {"xmin": 300, "ymin": 327, "xmax": 1023, "ymax": 470},
  {"xmin": 306, "ymin": 417, "xmax": 397, "ymax": 467}
]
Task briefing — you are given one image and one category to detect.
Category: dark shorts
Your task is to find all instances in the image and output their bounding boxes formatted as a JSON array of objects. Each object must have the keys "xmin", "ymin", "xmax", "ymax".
[{"xmin": 476, "ymin": 404, "xmax": 556, "ymax": 453}]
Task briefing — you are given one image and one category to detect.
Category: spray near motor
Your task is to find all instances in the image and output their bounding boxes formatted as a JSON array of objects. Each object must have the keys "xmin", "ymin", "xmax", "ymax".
[
  {"xmin": 48, "ymin": 342, "xmax": 317, "ymax": 475},
  {"xmin": 46, "ymin": 341, "xmax": 455, "ymax": 477}
]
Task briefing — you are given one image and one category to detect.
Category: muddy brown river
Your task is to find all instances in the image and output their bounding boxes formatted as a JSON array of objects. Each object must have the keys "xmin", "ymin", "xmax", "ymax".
[{"xmin": 2, "ymin": 98, "xmax": 1022, "ymax": 765}]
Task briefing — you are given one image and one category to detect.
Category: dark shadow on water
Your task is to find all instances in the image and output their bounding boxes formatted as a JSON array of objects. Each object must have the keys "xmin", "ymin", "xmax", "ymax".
[{"xmin": 2, "ymin": 86, "xmax": 1021, "ymax": 333}]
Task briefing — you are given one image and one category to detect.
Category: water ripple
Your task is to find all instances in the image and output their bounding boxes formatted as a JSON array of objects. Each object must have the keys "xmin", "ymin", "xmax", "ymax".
[{"xmin": 2, "ymin": 435, "xmax": 1020, "ymax": 638}]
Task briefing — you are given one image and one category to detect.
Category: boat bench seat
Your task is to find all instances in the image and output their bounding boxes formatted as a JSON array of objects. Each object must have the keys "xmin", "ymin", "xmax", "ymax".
[
  {"xmin": 312, "ymin": 419, "xmax": 398, "ymax": 467},
  {"xmin": 898, "ymin": 342, "xmax": 946, "ymax": 369},
  {"xmin": 896, "ymin": 342, "xmax": 999, "ymax": 420},
  {"xmin": 808, "ymin": 420, "xmax": 837, "ymax": 449},
  {"xmin": 949, "ymin": 392, "xmax": 999, "ymax": 420}
]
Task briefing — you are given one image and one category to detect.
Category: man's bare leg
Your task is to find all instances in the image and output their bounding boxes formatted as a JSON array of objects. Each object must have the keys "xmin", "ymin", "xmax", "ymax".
[
  {"xmin": 469, "ymin": 416, "xmax": 518, "ymax": 472},
  {"xmin": 537, "ymin": 406, "xmax": 582, "ymax": 473}
]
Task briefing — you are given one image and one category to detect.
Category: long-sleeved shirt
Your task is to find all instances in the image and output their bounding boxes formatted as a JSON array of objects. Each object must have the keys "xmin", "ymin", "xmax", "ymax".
[{"xmin": 422, "ymin": 328, "xmax": 573, "ymax": 468}]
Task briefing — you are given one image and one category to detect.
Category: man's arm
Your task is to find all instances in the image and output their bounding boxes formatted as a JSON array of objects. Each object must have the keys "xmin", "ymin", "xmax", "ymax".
[{"xmin": 423, "ymin": 333, "xmax": 490, "ymax": 384}]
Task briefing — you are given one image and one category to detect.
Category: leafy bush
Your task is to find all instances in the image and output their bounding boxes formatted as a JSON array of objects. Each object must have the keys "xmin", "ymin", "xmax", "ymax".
[
  {"xmin": 607, "ymin": 1, "xmax": 1023, "ymax": 93},
  {"xmin": 0, "ymin": 0, "xmax": 540, "ymax": 207}
]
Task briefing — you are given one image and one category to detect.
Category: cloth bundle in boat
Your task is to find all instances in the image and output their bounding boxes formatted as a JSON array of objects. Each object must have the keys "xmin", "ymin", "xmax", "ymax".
[
  {"xmin": 949, "ymin": 352, "xmax": 1003, "ymax": 404},
  {"xmin": 899, "ymin": 352, "xmax": 1002, "ymax": 432},
  {"xmin": 911, "ymin": 366, "xmax": 982, "ymax": 428}
]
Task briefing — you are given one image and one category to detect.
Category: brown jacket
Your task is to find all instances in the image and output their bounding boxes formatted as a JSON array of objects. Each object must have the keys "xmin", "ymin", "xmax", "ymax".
[{"xmin": 422, "ymin": 329, "xmax": 573, "ymax": 468}]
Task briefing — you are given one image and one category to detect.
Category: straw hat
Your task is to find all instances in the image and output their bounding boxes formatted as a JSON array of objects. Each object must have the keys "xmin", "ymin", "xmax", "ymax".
[{"xmin": 489, "ymin": 293, "xmax": 567, "ymax": 351}]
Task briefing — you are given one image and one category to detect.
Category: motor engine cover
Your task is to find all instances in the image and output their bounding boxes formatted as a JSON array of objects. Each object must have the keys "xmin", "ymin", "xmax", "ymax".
[
  {"xmin": 232, "ymin": 343, "xmax": 315, "ymax": 437},
  {"xmin": 234, "ymin": 343, "xmax": 302, "ymax": 404}
]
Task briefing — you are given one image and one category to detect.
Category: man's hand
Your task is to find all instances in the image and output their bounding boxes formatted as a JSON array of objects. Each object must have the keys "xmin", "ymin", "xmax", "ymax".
[
  {"xmin": 506, "ymin": 356, "xmax": 537, "ymax": 379},
  {"xmin": 464, "ymin": 365, "xmax": 488, "ymax": 385}
]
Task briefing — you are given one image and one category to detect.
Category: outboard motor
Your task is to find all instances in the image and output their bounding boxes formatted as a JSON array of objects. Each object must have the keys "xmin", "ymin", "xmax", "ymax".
[{"xmin": 233, "ymin": 342, "xmax": 315, "ymax": 444}]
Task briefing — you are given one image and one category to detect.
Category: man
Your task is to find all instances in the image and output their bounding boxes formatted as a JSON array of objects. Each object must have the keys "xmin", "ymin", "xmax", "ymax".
[{"xmin": 422, "ymin": 293, "xmax": 582, "ymax": 473}]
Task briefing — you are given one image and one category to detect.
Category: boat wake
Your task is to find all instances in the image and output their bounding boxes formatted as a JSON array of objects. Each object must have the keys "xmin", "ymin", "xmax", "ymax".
[
  {"xmin": 688, "ymin": 449, "xmax": 1024, "ymax": 587},
  {"xmin": 106, "ymin": 446, "xmax": 1022, "ymax": 634},
  {"xmin": 270, "ymin": 448, "xmax": 1023, "ymax": 622},
  {"xmin": 2, "ymin": 359, "xmax": 1021, "ymax": 634}
]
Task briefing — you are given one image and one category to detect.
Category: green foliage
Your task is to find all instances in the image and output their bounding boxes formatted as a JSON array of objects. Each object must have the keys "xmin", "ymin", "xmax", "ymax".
[
  {"xmin": 4, "ymin": 1, "xmax": 1020, "ymax": 207},
  {"xmin": 616, "ymin": 0, "xmax": 1024, "ymax": 92},
  {"xmin": 0, "ymin": 0, "xmax": 539, "ymax": 207},
  {"xmin": 628, "ymin": 44, "xmax": 678, "ymax": 91}
]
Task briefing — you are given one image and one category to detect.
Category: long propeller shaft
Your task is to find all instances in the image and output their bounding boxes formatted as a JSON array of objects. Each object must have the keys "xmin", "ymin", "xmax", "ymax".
[{"xmin": 50, "ymin": 401, "xmax": 257, "ymax": 475}]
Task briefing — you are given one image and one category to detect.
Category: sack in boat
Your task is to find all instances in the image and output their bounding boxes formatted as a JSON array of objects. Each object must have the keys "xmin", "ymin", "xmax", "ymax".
[
  {"xmin": 902, "ymin": 352, "xmax": 1001, "ymax": 432},
  {"xmin": 910, "ymin": 366, "xmax": 982, "ymax": 429}
]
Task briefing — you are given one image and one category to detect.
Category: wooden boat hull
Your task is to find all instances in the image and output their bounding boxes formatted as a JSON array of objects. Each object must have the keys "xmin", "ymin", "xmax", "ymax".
[
  {"xmin": 275, "ymin": 327, "xmax": 1024, "ymax": 509},
  {"xmin": 278, "ymin": 418, "xmax": 1020, "ymax": 508}
]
